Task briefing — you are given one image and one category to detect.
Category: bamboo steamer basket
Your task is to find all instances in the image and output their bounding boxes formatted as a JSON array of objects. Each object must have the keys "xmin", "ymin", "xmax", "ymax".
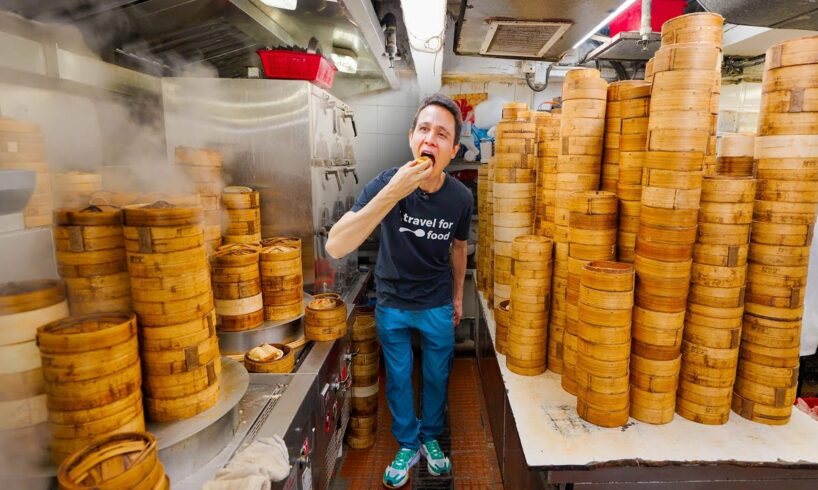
[
  {"xmin": 176, "ymin": 146, "xmax": 222, "ymax": 167},
  {"xmin": 122, "ymin": 202, "xmax": 202, "ymax": 227},
  {"xmin": 652, "ymin": 43, "xmax": 722, "ymax": 74},
  {"xmin": 631, "ymin": 368, "xmax": 678, "ymax": 394},
  {"xmin": 675, "ymin": 394, "xmax": 730, "ymax": 425},
  {"xmin": 305, "ymin": 295, "xmax": 346, "ymax": 341},
  {"xmin": 692, "ymin": 243, "xmax": 748, "ymax": 267},
  {"xmin": 56, "ymin": 432, "xmax": 163, "ymax": 490},
  {"xmin": 351, "ymin": 314, "xmax": 376, "ymax": 342},
  {"xmin": 244, "ymin": 344, "xmax": 294, "ymax": 373},
  {"xmin": 731, "ymin": 390, "xmax": 791, "ymax": 425},
  {"xmin": 742, "ymin": 322, "xmax": 800, "ymax": 349},
  {"xmin": 660, "ymin": 12, "xmax": 724, "ymax": 46},
  {"xmin": 44, "ymin": 358, "xmax": 141, "ymax": 412},
  {"xmin": 688, "ymin": 283, "xmax": 745, "ymax": 308},
  {"xmin": 347, "ymin": 431, "xmax": 376, "ymax": 449},
  {"xmin": 146, "ymin": 375, "xmax": 219, "ymax": 422},
  {"xmin": 650, "ymin": 89, "xmax": 713, "ymax": 113},
  {"xmin": 49, "ymin": 402, "xmax": 145, "ymax": 462},
  {"xmin": 576, "ymin": 398, "xmax": 630, "ymax": 428},
  {"xmin": 501, "ymin": 102, "xmax": 528, "ymax": 120},
  {"xmin": 763, "ymin": 35, "xmax": 818, "ymax": 70},
  {"xmin": 143, "ymin": 356, "xmax": 220, "ymax": 399},
  {"xmin": 139, "ymin": 310, "xmax": 215, "ymax": 351},
  {"xmin": 642, "ymin": 167, "xmax": 703, "ymax": 190},
  {"xmin": 630, "ymin": 388, "xmax": 675, "ymax": 424},
  {"xmin": 561, "ymin": 99, "xmax": 607, "ymax": 119},
  {"xmin": 639, "ymin": 205, "xmax": 698, "ymax": 228},
  {"xmin": 139, "ymin": 322, "xmax": 219, "ymax": 372},
  {"xmin": 222, "ymin": 186, "xmax": 260, "ymax": 209},
  {"xmin": 494, "ymin": 300, "xmax": 511, "ymax": 355},
  {"xmin": 734, "ymin": 376, "xmax": 797, "ymax": 408},
  {"xmin": 677, "ymin": 378, "xmax": 733, "ymax": 408},
  {"xmin": 749, "ymin": 243, "xmax": 811, "ymax": 267},
  {"xmin": 683, "ymin": 322, "xmax": 741, "ymax": 350},
  {"xmin": 0, "ymin": 283, "xmax": 69, "ymax": 430},
  {"xmin": 630, "ymin": 353, "xmax": 681, "ymax": 382},
  {"xmin": 739, "ymin": 340, "xmax": 801, "ymax": 368},
  {"xmin": 644, "ymin": 150, "xmax": 706, "ymax": 172},
  {"xmin": 351, "ymin": 383, "xmax": 378, "ymax": 416},
  {"xmin": 737, "ymin": 359, "xmax": 798, "ymax": 388}
]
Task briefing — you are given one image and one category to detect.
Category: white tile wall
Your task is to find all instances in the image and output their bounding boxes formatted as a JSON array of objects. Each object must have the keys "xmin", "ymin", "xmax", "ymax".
[
  {"xmin": 346, "ymin": 72, "xmax": 419, "ymax": 195},
  {"xmin": 719, "ymin": 81, "xmax": 762, "ymax": 133}
]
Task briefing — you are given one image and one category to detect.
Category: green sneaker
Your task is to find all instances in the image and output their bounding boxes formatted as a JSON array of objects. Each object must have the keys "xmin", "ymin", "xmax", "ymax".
[
  {"xmin": 420, "ymin": 440, "xmax": 451, "ymax": 476},
  {"xmin": 383, "ymin": 448, "xmax": 419, "ymax": 488}
]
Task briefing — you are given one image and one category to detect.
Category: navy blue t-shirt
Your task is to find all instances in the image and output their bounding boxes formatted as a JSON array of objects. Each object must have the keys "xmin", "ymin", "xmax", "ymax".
[{"xmin": 351, "ymin": 167, "xmax": 473, "ymax": 310}]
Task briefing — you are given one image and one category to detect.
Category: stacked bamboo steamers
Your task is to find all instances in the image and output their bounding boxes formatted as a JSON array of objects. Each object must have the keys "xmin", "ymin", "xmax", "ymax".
[
  {"xmin": 348, "ymin": 306, "xmax": 379, "ymax": 448},
  {"xmin": 123, "ymin": 202, "xmax": 221, "ymax": 422},
  {"xmin": 676, "ymin": 175, "xmax": 754, "ymax": 424},
  {"xmin": 506, "ymin": 235, "xmax": 552, "ymax": 375},
  {"xmin": 554, "ymin": 69, "xmax": 609, "ymax": 392},
  {"xmin": 175, "ymin": 147, "xmax": 224, "ymax": 254},
  {"xmin": 563, "ymin": 191, "xmax": 618, "ymax": 395},
  {"xmin": 534, "ymin": 111, "xmax": 560, "ymax": 238},
  {"xmin": 492, "ymin": 104, "xmax": 537, "ymax": 314},
  {"xmin": 733, "ymin": 35, "xmax": 818, "ymax": 424},
  {"xmin": 615, "ymin": 82, "xmax": 652, "ymax": 263},
  {"xmin": 37, "ymin": 313, "xmax": 145, "ymax": 463},
  {"xmin": 576, "ymin": 261, "xmax": 635, "ymax": 427},
  {"xmin": 0, "ymin": 117, "xmax": 53, "ymax": 227},
  {"xmin": 629, "ymin": 13, "xmax": 723, "ymax": 424},
  {"xmin": 54, "ymin": 206, "xmax": 132, "ymax": 315},
  {"xmin": 0, "ymin": 280, "xmax": 68, "ymax": 435}
]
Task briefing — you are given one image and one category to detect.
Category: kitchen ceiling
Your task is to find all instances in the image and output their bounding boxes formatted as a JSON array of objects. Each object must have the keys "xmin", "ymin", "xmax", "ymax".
[
  {"xmin": 0, "ymin": 0, "xmax": 389, "ymax": 83},
  {"xmin": 454, "ymin": 0, "xmax": 624, "ymax": 61}
]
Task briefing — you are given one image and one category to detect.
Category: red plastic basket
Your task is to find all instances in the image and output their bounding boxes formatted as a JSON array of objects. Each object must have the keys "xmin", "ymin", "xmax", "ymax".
[{"xmin": 257, "ymin": 50, "xmax": 337, "ymax": 89}]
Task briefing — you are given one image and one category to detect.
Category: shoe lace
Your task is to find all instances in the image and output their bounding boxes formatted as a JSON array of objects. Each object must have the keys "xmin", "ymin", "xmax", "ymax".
[
  {"xmin": 392, "ymin": 448, "xmax": 415, "ymax": 470},
  {"xmin": 425, "ymin": 440, "xmax": 444, "ymax": 459}
]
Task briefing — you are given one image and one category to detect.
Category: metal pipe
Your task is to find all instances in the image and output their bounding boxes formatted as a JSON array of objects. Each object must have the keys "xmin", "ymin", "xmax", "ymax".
[{"xmin": 640, "ymin": 0, "xmax": 653, "ymax": 41}]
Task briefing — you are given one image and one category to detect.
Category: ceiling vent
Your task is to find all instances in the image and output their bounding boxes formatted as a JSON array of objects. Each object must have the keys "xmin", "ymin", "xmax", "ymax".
[{"xmin": 479, "ymin": 20, "xmax": 571, "ymax": 58}]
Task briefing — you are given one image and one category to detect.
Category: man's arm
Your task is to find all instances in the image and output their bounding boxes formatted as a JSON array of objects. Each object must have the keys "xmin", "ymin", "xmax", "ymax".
[
  {"xmin": 451, "ymin": 238, "xmax": 468, "ymax": 326},
  {"xmin": 325, "ymin": 159, "xmax": 433, "ymax": 259}
]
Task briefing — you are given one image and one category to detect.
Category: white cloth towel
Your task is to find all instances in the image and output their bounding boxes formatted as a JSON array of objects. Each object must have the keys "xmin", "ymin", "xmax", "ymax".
[{"xmin": 203, "ymin": 435, "xmax": 291, "ymax": 490}]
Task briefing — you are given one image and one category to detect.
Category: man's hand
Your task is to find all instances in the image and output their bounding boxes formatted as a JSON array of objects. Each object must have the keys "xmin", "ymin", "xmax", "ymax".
[
  {"xmin": 384, "ymin": 158, "xmax": 434, "ymax": 200},
  {"xmin": 453, "ymin": 298, "xmax": 462, "ymax": 326}
]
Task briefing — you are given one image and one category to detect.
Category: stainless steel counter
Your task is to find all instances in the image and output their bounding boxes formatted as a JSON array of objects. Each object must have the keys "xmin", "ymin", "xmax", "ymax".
[{"xmin": 174, "ymin": 268, "xmax": 371, "ymax": 490}]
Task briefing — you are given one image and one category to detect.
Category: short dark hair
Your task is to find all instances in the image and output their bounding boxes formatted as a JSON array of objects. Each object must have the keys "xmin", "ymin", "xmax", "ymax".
[{"xmin": 410, "ymin": 94, "xmax": 463, "ymax": 141}]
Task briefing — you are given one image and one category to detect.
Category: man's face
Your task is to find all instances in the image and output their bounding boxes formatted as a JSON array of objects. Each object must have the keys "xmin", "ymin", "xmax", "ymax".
[{"xmin": 409, "ymin": 104, "xmax": 460, "ymax": 175}]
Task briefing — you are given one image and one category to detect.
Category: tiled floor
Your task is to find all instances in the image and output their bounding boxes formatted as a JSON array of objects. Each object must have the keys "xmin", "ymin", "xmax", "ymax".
[{"xmin": 332, "ymin": 356, "xmax": 503, "ymax": 489}]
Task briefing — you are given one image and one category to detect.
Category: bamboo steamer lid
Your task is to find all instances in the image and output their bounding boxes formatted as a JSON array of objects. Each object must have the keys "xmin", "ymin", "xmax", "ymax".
[
  {"xmin": 731, "ymin": 390, "xmax": 791, "ymax": 425},
  {"xmin": 661, "ymin": 12, "xmax": 724, "ymax": 46},
  {"xmin": 764, "ymin": 35, "xmax": 818, "ymax": 70},
  {"xmin": 122, "ymin": 201, "xmax": 202, "ymax": 227},
  {"xmin": 37, "ymin": 313, "xmax": 136, "ymax": 357},
  {"xmin": 222, "ymin": 186, "xmax": 260, "ymax": 209},
  {"xmin": 54, "ymin": 205, "xmax": 122, "ymax": 227}
]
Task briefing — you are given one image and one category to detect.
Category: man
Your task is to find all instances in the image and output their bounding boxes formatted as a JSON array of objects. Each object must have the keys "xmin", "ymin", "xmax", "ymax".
[{"xmin": 325, "ymin": 94, "xmax": 472, "ymax": 488}]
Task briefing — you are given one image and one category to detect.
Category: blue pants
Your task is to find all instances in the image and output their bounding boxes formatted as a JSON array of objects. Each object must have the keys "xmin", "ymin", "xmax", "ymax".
[{"xmin": 376, "ymin": 304, "xmax": 455, "ymax": 451}]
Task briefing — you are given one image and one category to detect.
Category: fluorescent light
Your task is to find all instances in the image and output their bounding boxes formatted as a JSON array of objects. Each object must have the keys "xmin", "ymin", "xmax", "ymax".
[
  {"xmin": 259, "ymin": 0, "xmax": 297, "ymax": 10},
  {"xmin": 572, "ymin": 0, "xmax": 639, "ymax": 49}
]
